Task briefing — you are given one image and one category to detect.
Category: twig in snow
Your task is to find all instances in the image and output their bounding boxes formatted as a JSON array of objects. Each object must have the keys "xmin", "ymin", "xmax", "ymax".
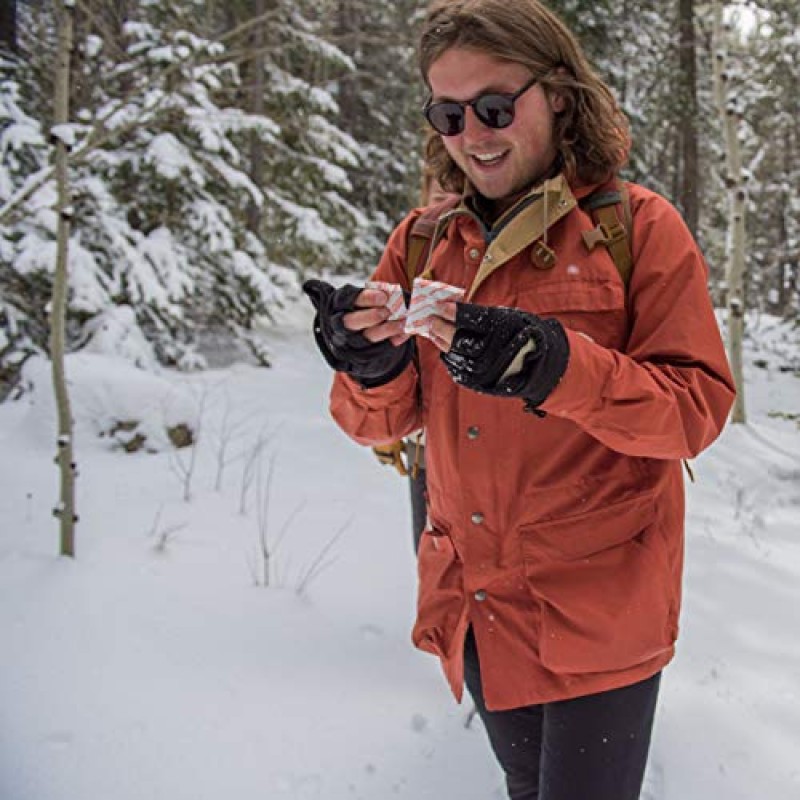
[
  {"xmin": 255, "ymin": 451, "xmax": 278, "ymax": 587},
  {"xmin": 148, "ymin": 506, "xmax": 188, "ymax": 553},
  {"xmin": 168, "ymin": 386, "xmax": 209, "ymax": 502},
  {"xmin": 239, "ymin": 423, "xmax": 282, "ymax": 515},
  {"xmin": 294, "ymin": 515, "xmax": 353, "ymax": 597}
]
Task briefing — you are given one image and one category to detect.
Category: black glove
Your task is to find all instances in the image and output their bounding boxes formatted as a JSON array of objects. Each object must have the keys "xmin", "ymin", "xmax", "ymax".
[
  {"xmin": 441, "ymin": 303, "xmax": 569, "ymax": 409},
  {"xmin": 302, "ymin": 279, "xmax": 413, "ymax": 388}
]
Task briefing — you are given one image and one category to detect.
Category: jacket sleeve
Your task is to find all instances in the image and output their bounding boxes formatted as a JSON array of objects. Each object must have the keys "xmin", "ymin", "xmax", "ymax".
[
  {"xmin": 541, "ymin": 189, "xmax": 736, "ymax": 459},
  {"xmin": 328, "ymin": 212, "xmax": 424, "ymax": 447}
]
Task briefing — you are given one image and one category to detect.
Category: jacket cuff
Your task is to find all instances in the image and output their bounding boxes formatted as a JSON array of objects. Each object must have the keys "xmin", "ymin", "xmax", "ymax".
[
  {"xmin": 337, "ymin": 361, "xmax": 419, "ymax": 408},
  {"xmin": 538, "ymin": 327, "xmax": 608, "ymax": 418}
]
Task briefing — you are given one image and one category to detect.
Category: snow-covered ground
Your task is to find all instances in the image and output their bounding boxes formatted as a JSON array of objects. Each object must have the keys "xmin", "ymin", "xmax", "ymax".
[{"xmin": 1, "ymin": 306, "xmax": 798, "ymax": 800}]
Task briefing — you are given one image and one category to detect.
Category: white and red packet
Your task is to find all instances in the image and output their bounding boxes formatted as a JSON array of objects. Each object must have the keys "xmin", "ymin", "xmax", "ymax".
[
  {"xmin": 404, "ymin": 277, "xmax": 465, "ymax": 340},
  {"xmin": 366, "ymin": 280, "xmax": 407, "ymax": 321}
]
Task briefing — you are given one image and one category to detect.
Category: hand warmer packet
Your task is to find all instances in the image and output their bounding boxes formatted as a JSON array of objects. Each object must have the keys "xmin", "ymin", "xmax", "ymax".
[
  {"xmin": 404, "ymin": 277, "xmax": 465, "ymax": 339},
  {"xmin": 366, "ymin": 280, "xmax": 407, "ymax": 321}
]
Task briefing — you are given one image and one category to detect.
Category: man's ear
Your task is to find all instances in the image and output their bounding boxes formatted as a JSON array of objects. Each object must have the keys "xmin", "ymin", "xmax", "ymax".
[
  {"xmin": 549, "ymin": 92, "xmax": 566, "ymax": 113},
  {"xmin": 548, "ymin": 66, "xmax": 569, "ymax": 113}
]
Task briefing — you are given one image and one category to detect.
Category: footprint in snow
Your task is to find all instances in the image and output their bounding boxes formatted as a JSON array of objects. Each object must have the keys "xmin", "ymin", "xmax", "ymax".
[{"xmin": 411, "ymin": 713, "xmax": 429, "ymax": 733}]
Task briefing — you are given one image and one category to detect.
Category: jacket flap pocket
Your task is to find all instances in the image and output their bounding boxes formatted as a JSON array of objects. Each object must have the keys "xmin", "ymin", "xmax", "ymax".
[
  {"xmin": 521, "ymin": 492, "xmax": 657, "ymax": 561},
  {"xmin": 517, "ymin": 278, "xmax": 624, "ymax": 314}
]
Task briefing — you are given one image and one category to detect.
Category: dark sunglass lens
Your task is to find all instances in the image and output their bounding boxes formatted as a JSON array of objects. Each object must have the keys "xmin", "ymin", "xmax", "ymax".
[
  {"xmin": 474, "ymin": 95, "xmax": 515, "ymax": 129},
  {"xmin": 427, "ymin": 103, "xmax": 465, "ymax": 136}
]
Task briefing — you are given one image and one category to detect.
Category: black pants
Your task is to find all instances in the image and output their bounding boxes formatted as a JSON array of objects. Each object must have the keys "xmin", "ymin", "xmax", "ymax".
[{"xmin": 463, "ymin": 629, "xmax": 660, "ymax": 800}]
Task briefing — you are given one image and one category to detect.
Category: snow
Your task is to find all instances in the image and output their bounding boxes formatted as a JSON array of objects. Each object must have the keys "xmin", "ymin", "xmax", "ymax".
[
  {"xmin": 1, "ymin": 306, "xmax": 799, "ymax": 800},
  {"xmin": 66, "ymin": 239, "xmax": 114, "ymax": 314},
  {"xmin": 265, "ymin": 189, "xmax": 343, "ymax": 248},
  {"xmin": 135, "ymin": 226, "xmax": 193, "ymax": 305},
  {"xmin": 80, "ymin": 306, "xmax": 159, "ymax": 371},
  {"xmin": 13, "ymin": 235, "xmax": 58, "ymax": 276},
  {"xmin": 145, "ymin": 133, "xmax": 205, "ymax": 184},
  {"xmin": 50, "ymin": 124, "xmax": 79, "ymax": 150}
]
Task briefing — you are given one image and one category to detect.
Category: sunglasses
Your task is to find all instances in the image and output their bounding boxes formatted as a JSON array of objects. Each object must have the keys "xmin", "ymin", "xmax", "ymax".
[{"xmin": 423, "ymin": 76, "xmax": 539, "ymax": 137}]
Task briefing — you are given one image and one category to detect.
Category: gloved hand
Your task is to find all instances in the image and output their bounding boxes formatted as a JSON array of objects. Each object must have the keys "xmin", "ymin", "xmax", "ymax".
[
  {"xmin": 302, "ymin": 279, "xmax": 413, "ymax": 388},
  {"xmin": 440, "ymin": 302, "xmax": 569, "ymax": 408}
]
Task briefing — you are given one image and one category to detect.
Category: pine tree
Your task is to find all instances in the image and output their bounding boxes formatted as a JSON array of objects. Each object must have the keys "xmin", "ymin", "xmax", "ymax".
[
  {"xmin": 316, "ymin": 0, "xmax": 429, "ymax": 261},
  {"xmin": 1, "ymin": 0, "xmax": 369, "ymax": 379},
  {"xmin": 0, "ymin": 11, "xmax": 51, "ymax": 397}
]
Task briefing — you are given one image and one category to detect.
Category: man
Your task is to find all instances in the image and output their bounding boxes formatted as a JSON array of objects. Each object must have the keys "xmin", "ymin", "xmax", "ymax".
[{"xmin": 304, "ymin": 1, "xmax": 735, "ymax": 798}]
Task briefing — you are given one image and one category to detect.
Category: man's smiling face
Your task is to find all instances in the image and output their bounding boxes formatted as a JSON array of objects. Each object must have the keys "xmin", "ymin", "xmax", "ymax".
[{"xmin": 427, "ymin": 47, "xmax": 563, "ymax": 203}]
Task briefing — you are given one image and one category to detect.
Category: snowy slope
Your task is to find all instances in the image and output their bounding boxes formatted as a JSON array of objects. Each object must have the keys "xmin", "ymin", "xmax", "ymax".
[{"xmin": 0, "ymin": 307, "xmax": 798, "ymax": 800}]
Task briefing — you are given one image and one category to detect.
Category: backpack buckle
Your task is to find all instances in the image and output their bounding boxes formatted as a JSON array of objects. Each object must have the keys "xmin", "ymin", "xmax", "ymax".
[
  {"xmin": 582, "ymin": 221, "xmax": 626, "ymax": 251},
  {"xmin": 602, "ymin": 220, "xmax": 627, "ymax": 244}
]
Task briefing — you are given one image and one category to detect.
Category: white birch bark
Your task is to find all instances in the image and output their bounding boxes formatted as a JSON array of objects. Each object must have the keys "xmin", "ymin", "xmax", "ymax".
[
  {"xmin": 52, "ymin": 0, "xmax": 77, "ymax": 556},
  {"xmin": 712, "ymin": 0, "xmax": 747, "ymax": 424}
]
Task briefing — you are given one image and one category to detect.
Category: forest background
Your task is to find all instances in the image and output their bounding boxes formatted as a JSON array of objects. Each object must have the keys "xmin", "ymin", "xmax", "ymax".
[{"xmin": 0, "ymin": 0, "xmax": 798, "ymax": 395}]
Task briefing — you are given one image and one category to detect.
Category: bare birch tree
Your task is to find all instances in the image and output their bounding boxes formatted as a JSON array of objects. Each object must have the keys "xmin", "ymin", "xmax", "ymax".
[
  {"xmin": 52, "ymin": 0, "xmax": 78, "ymax": 556},
  {"xmin": 712, "ymin": 0, "xmax": 746, "ymax": 424}
]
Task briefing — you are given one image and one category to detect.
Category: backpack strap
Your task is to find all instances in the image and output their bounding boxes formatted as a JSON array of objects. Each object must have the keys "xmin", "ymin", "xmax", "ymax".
[
  {"xmin": 372, "ymin": 195, "xmax": 460, "ymax": 479},
  {"xmin": 580, "ymin": 178, "xmax": 634, "ymax": 288},
  {"xmin": 579, "ymin": 183, "xmax": 695, "ymax": 480},
  {"xmin": 404, "ymin": 195, "xmax": 461, "ymax": 287},
  {"xmin": 384, "ymin": 195, "xmax": 460, "ymax": 478}
]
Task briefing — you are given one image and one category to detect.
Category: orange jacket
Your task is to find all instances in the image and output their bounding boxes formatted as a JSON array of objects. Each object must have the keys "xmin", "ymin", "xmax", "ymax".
[{"xmin": 329, "ymin": 176, "xmax": 735, "ymax": 710}]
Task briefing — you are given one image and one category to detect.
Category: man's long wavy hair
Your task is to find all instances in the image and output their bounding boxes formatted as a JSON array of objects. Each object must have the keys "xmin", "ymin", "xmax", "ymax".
[{"xmin": 419, "ymin": 0, "xmax": 631, "ymax": 194}]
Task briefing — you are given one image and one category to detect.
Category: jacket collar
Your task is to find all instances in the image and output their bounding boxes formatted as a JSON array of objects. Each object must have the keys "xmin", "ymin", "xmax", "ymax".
[{"xmin": 462, "ymin": 173, "xmax": 579, "ymax": 300}]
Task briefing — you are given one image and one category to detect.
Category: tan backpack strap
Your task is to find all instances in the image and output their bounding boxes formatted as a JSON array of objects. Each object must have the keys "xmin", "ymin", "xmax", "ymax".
[
  {"xmin": 404, "ymin": 196, "xmax": 461, "ymax": 287},
  {"xmin": 373, "ymin": 197, "xmax": 459, "ymax": 477},
  {"xmin": 593, "ymin": 204, "xmax": 633, "ymax": 286},
  {"xmin": 405, "ymin": 235, "xmax": 429, "ymax": 288},
  {"xmin": 580, "ymin": 178, "xmax": 633, "ymax": 288}
]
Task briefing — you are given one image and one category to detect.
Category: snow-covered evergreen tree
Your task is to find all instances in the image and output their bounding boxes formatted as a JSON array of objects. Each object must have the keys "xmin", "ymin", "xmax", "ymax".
[
  {"xmin": 1, "ymin": 0, "xmax": 371, "ymax": 385},
  {"xmin": 314, "ymin": 0, "xmax": 429, "ymax": 253},
  {"xmin": 0, "ymin": 49, "xmax": 51, "ymax": 397}
]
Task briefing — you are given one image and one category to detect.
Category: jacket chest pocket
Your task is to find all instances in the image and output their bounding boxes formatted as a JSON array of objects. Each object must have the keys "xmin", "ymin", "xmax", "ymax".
[{"xmin": 514, "ymin": 278, "xmax": 628, "ymax": 350}]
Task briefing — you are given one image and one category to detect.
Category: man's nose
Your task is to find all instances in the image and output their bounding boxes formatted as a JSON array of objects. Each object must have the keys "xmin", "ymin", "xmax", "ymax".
[{"xmin": 462, "ymin": 104, "xmax": 489, "ymax": 137}]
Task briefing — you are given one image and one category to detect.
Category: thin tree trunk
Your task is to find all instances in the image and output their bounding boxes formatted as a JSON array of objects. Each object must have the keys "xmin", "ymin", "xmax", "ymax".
[
  {"xmin": 778, "ymin": 67, "xmax": 798, "ymax": 317},
  {"xmin": 618, "ymin": 0, "xmax": 629, "ymax": 107},
  {"xmin": 247, "ymin": 0, "xmax": 266, "ymax": 234},
  {"xmin": 0, "ymin": 0, "xmax": 17, "ymax": 53},
  {"xmin": 679, "ymin": 0, "xmax": 699, "ymax": 237},
  {"xmin": 777, "ymin": 148, "xmax": 789, "ymax": 313},
  {"xmin": 712, "ymin": 1, "xmax": 746, "ymax": 424},
  {"xmin": 52, "ymin": 0, "xmax": 78, "ymax": 556},
  {"xmin": 335, "ymin": 0, "xmax": 359, "ymax": 131}
]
